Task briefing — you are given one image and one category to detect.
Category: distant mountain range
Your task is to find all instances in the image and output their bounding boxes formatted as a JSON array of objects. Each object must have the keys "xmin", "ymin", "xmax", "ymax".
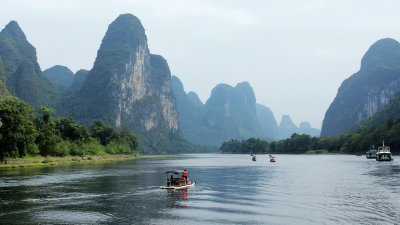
[
  {"xmin": 172, "ymin": 76, "xmax": 320, "ymax": 145},
  {"xmin": 0, "ymin": 14, "xmax": 321, "ymax": 152},
  {"xmin": 321, "ymin": 38, "xmax": 400, "ymax": 136}
]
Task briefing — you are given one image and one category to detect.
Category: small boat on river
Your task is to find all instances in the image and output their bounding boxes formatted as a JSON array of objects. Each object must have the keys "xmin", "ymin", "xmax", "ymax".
[
  {"xmin": 269, "ymin": 154, "xmax": 276, "ymax": 163},
  {"xmin": 251, "ymin": 154, "xmax": 256, "ymax": 161},
  {"xmin": 366, "ymin": 145, "xmax": 377, "ymax": 159},
  {"xmin": 376, "ymin": 141, "xmax": 393, "ymax": 161},
  {"xmin": 161, "ymin": 170, "xmax": 195, "ymax": 190}
]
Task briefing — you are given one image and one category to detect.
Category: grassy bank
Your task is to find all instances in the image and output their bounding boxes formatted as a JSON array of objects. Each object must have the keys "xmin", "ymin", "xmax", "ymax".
[
  {"xmin": 0, "ymin": 154, "xmax": 140, "ymax": 169},
  {"xmin": 0, "ymin": 154, "xmax": 184, "ymax": 169}
]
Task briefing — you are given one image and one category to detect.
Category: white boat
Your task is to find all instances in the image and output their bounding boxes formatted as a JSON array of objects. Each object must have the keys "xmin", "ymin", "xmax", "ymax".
[
  {"xmin": 160, "ymin": 170, "xmax": 196, "ymax": 189},
  {"xmin": 366, "ymin": 145, "xmax": 377, "ymax": 159},
  {"xmin": 376, "ymin": 141, "xmax": 393, "ymax": 161}
]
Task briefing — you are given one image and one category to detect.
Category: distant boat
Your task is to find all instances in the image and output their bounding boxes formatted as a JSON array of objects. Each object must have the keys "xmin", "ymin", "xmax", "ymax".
[
  {"xmin": 269, "ymin": 154, "xmax": 276, "ymax": 163},
  {"xmin": 376, "ymin": 141, "xmax": 393, "ymax": 161},
  {"xmin": 366, "ymin": 145, "xmax": 377, "ymax": 159},
  {"xmin": 252, "ymin": 154, "xmax": 257, "ymax": 161}
]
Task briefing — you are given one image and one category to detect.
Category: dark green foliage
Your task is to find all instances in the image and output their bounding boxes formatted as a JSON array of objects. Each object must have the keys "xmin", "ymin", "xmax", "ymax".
[
  {"xmin": 90, "ymin": 120, "xmax": 118, "ymax": 146},
  {"xmin": 117, "ymin": 129, "xmax": 138, "ymax": 150},
  {"xmin": 0, "ymin": 97, "xmax": 139, "ymax": 159},
  {"xmin": 222, "ymin": 118, "xmax": 400, "ymax": 155},
  {"xmin": 90, "ymin": 120, "xmax": 139, "ymax": 154},
  {"xmin": 55, "ymin": 117, "xmax": 91, "ymax": 143},
  {"xmin": 36, "ymin": 119, "xmax": 64, "ymax": 156},
  {"xmin": 220, "ymin": 138, "xmax": 269, "ymax": 154},
  {"xmin": 0, "ymin": 97, "xmax": 38, "ymax": 159},
  {"xmin": 0, "ymin": 58, "xmax": 10, "ymax": 97},
  {"xmin": 273, "ymin": 134, "xmax": 315, "ymax": 154},
  {"xmin": 41, "ymin": 107, "xmax": 51, "ymax": 122}
]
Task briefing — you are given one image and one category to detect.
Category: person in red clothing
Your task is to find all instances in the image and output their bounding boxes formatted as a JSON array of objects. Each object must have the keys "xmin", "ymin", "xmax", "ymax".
[{"xmin": 182, "ymin": 169, "xmax": 188, "ymax": 184}]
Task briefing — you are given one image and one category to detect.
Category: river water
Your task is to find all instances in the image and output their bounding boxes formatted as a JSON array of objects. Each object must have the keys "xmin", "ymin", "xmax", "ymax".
[{"xmin": 0, "ymin": 154, "xmax": 399, "ymax": 225}]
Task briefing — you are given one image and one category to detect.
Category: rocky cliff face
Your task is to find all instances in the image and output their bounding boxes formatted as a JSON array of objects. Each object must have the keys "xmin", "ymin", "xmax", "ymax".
[
  {"xmin": 321, "ymin": 38, "xmax": 400, "ymax": 136},
  {"xmin": 204, "ymin": 82, "xmax": 263, "ymax": 145},
  {"xmin": 172, "ymin": 76, "xmax": 263, "ymax": 145},
  {"xmin": 256, "ymin": 103, "xmax": 279, "ymax": 139},
  {"xmin": 0, "ymin": 21, "xmax": 55, "ymax": 107},
  {"xmin": 66, "ymin": 14, "xmax": 180, "ymax": 151},
  {"xmin": 70, "ymin": 69, "xmax": 89, "ymax": 93},
  {"xmin": 299, "ymin": 122, "xmax": 320, "ymax": 137},
  {"xmin": 278, "ymin": 115, "xmax": 299, "ymax": 139}
]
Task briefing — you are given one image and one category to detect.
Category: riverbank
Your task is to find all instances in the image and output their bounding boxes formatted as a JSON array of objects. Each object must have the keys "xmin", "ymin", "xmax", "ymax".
[
  {"xmin": 0, "ymin": 154, "xmax": 141, "ymax": 169},
  {"xmin": 0, "ymin": 154, "xmax": 184, "ymax": 169}
]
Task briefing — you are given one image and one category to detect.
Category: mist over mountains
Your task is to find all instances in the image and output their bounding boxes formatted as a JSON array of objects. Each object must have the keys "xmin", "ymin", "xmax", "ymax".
[
  {"xmin": 14, "ymin": 12, "xmax": 400, "ymax": 152},
  {"xmin": 172, "ymin": 75, "xmax": 320, "ymax": 145}
]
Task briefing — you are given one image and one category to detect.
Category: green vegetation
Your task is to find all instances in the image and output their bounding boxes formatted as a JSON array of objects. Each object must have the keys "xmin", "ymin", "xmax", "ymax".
[
  {"xmin": 221, "ymin": 119, "xmax": 400, "ymax": 155},
  {"xmin": 0, "ymin": 21, "xmax": 57, "ymax": 108},
  {"xmin": 0, "ymin": 97, "xmax": 139, "ymax": 160},
  {"xmin": 43, "ymin": 65, "xmax": 74, "ymax": 92},
  {"xmin": 220, "ymin": 137, "xmax": 269, "ymax": 154},
  {"xmin": 0, "ymin": 154, "xmax": 139, "ymax": 169}
]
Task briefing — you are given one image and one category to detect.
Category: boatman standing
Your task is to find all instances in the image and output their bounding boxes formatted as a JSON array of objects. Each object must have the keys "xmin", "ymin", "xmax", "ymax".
[{"xmin": 182, "ymin": 169, "xmax": 188, "ymax": 184}]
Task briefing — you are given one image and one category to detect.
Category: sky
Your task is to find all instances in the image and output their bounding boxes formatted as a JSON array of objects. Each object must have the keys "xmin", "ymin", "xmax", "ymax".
[{"xmin": 1, "ymin": 0, "xmax": 400, "ymax": 129}]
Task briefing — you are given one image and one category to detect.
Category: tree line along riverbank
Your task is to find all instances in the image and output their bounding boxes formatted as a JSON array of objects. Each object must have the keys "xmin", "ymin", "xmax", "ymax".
[
  {"xmin": 0, "ymin": 97, "xmax": 139, "ymax": 163},
  {"xmin": 220, "ymin": 119, "xmax": 400, "ymax": 155}
]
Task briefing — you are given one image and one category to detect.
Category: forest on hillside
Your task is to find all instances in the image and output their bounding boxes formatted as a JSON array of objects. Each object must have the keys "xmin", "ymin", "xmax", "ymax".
[{"xmin": 220, "ymin": 119, "xmax": 400, "ymax": 155}]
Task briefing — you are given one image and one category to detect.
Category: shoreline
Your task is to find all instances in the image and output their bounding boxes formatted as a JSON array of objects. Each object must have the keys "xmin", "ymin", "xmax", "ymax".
[{"xmin": 0, "ymin": 154, "xmax": 180, "ymax": 169}]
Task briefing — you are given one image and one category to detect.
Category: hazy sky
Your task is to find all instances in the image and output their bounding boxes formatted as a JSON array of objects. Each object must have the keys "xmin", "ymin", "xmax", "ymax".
[{"xmin": 1, "ymin": 0, "xmax": 400, "ymax": 128}]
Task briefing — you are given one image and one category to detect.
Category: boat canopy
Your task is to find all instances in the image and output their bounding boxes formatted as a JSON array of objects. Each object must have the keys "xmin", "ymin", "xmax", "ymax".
[{"xmin": 164, "ymin": 170, "xmax": 185, "ymax": 174}]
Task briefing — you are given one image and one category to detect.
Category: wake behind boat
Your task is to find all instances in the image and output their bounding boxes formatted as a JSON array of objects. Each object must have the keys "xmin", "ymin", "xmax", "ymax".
[{"xmin": 161, "ymin": 170, "xmax": 196, "ymax": 189}]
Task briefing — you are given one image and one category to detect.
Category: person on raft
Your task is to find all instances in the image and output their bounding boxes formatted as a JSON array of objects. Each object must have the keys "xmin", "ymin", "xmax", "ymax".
[{"xmin": 182, "ymin": 169, "xmax": 188, "ymax": 184}]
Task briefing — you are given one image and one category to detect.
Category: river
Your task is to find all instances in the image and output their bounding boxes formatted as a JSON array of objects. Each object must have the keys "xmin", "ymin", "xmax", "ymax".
[{"xmin": 0, "ymin": 154, "xmax": 399, "ymax": 224}]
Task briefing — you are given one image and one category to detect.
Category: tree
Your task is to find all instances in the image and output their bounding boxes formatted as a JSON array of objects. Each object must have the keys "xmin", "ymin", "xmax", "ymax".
[
  {"xmin": 55, "ymin": 117, "xmax": 90, "ymax": 143},
  {"xmin": 0, "ymin": 97, "xmax": 38, "ymax": 159},
  {"xmin": 117, "ymin": 129, "xmax": 138, "ymax": 150},
  {"xmin": 90, "ymin": 120, "xmax": 118, "ymax": 146}
]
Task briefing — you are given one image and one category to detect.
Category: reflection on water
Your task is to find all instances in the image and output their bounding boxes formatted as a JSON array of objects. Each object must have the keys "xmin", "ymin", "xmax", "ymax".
[{"xmin": 0, "ymin": 154, "xmax": 399, "ymax": 224}]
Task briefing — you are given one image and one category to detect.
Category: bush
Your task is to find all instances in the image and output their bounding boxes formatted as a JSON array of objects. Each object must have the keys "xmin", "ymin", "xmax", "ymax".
[{"xmin": 53, "ymin": 140, "xmax": 70, "ymax": 157}]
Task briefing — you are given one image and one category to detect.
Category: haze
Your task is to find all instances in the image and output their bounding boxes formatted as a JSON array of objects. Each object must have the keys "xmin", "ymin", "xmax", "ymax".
[{"xmin": 1, "ymin": 0, "xmax": 399, "ymax": 129}]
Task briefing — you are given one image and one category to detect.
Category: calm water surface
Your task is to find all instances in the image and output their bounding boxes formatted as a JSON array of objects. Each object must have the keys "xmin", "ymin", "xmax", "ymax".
[{"xmin": 0, "ymin": 154, "xmax": 399, "ymax": 225}]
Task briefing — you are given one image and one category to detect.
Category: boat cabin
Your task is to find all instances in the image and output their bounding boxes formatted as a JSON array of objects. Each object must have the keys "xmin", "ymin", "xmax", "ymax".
[
  {"xmin": 376, "ymin": 142, "xmax": 393, "ymax": 161},
  {"xmin": 164, "ymin": 170, "xmax": 190, "ymax": 187}
]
